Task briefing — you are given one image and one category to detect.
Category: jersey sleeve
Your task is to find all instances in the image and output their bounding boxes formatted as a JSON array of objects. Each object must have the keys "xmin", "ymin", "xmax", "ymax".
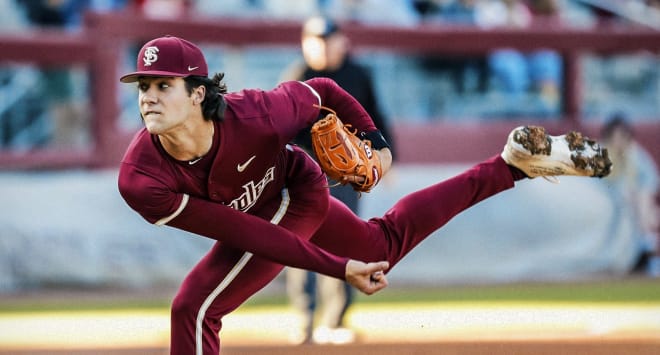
[
  {"xmin": 166, "ymin": 195, "xmax": 349, "ymax": 280},
  {"xmin": 118, "ymin": 162, "xmax": 185, "ymax": 225},
  {"xmin": 305, "ymin": 77, "xmax": 378, "ymax": 133},
  {"xmin": 258, "ymin": 79, "xmax": 380, "ymax": 144},
  {"xmin": 119, "ymin": 161, "xmax": 348, "ymax": 279},
  {"xmin": 256, "ymin": 81, "xmax": 321, "ymax": 141}
]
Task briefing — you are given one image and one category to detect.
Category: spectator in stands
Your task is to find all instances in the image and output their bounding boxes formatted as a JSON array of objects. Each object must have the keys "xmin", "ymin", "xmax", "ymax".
[
  {"xmin": 600, "ymin": 113, "xmax": 660, "ymax": 277},
  {"xmin": 648, "ymin": 0, "xmax": 660, "ymax": 11},
  {"xmin": 481, "ymin": 0, "xmax": 562, "ymax": 118},
  {"xmin": 88, "ymin": 0, "xmax": 130, "ymax": 13},
  {"xmin": 133, "ymin": 0, "xmax": 192, "ymax": 18},
  {"xmin": 16, "ymin": 0, "xmax": 90, "ymax": 148},
  {"xmin": 1, "ymin": 0, "xmax": 28, "ymax": 32},
  {"xmin": 192, "ymin": 0, "xmax": 267, "ymax": 19},
  {"xmin": 281, "ymin": 15, "xmax": 395, "ymax": 345},
  {"xmin": 261, "ymin": 0, "xmax": 321, "ymax": 20},
  {"xmin": 323, "ymin": 0, "xmax": 419, "ymax": 26},
  {"xmin": 414, "ymin": 0, "xmax": 490, "ymax": 97}
]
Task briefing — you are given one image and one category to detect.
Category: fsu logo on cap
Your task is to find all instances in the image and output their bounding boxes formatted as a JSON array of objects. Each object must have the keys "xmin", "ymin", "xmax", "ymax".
[
  {"xmin": 143, "ymin": 46, "xmax": 159, "ymax": 67},
  {"xmin": 120, "ymin": 36, "xmax": 209, "ymax": 83}
]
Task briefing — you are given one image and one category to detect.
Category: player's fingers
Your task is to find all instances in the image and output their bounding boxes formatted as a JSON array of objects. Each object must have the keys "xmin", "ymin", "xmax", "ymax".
[
  {"xmin": 364, "ymin": 272, "xmax": 388, "ymax": 295},
  {"xmin": 345, "ymin": 260, "xmax": 390, "ymax": 295},
  {"xmin": 368, "ymin": 261, "xmax": 390, "ymax": 274},
  {"xmin": 362, "ymin": 261, "xmax": 389, "ymax": 295},
  {"xmin": 370, "ymin": 271, "xmax": 384, "ymax": 283},
  {"xmin": 369, "ymin": 271, "xmax": 388, "ymax": 286},
  {"xmin": 342, "ymin": 175, "xmax": 365, "ymax": 184}
]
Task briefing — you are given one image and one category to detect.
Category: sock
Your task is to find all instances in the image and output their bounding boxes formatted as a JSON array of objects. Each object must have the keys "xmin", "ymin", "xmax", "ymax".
[{"xmin": 508, "ymin": 165, "xmax": 529, "ymax": 181}]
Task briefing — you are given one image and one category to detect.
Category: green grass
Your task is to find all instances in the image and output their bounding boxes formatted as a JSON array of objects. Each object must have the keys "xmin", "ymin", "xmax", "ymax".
[
  {"xmin": 0, "ymin": 295, "xmax": 172, "ymax": 313},
  {"xmin": 241, "ymin": 278, "xmax": 660, "ymax": 309},
  {"xmin": 357, "ymin": 278, "xmax": 660, "ymax": 304},
  {"xmin": 1, "ymin": 278, "xmax": 658, "ymax": 314}
]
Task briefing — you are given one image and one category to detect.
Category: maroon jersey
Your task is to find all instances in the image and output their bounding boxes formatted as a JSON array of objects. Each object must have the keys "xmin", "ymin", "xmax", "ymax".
[{"xmin": 118, "ymin": 78, "xmax": 377, "ymax": 279}]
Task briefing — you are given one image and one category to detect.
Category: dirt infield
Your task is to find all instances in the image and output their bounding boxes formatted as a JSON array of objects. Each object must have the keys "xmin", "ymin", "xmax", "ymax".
[
  {"xmin": 225, "ymin": 340, "xmax": 660, "ymax": 355},
  {"xmin": 2, "ymin": 305, "xmax": 660, "ymax": 355},
  {"xmin": 2, "ymin": 284, "xmax": 659, "ymax": 355},
  {"xmin": 5, "ymin": 339, "xmax": 660, "ymax": 355}
]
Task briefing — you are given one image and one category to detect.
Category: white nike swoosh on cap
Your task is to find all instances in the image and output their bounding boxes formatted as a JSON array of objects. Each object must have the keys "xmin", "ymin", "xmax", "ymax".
[{"xmin": 188, "ymin": 66, "xmax": 199, "ymax": 71}]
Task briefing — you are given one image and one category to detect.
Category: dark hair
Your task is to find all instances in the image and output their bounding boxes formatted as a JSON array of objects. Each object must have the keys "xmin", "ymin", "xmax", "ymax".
[{"xmin": 184, "ymin": 73, "xmax": 228, "ymax": 121}]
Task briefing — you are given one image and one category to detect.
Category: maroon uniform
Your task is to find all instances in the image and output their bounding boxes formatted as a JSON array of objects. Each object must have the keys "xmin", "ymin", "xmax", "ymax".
[
  {"xmin": 116, "ymin": 35, "xmax": 614, "ymax": 355},
  {"xmin": 119, "ymin": 78, "xmax": 515, "ymax": 354}
]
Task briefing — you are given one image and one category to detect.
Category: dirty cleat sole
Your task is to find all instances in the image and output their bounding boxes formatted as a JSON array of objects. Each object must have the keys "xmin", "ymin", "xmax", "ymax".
[{"xmin": 501, "ymin": 126, "xmax": 612, "ymax": 179}]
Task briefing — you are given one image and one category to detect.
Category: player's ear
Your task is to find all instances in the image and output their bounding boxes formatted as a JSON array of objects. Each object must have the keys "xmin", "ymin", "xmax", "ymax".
[{"xmin": 192, "ymin": 85, "xmax": 206, "ymax": 105}]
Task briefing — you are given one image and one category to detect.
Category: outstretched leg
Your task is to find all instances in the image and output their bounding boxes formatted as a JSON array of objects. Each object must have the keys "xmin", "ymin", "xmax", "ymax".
[
  {"xmin": 312, "ymin": 154, "xmax": 515, "ymax": 268},
  {"xmin": 312, "ymin": 125, "xmax": 612, "ymax": 270}
]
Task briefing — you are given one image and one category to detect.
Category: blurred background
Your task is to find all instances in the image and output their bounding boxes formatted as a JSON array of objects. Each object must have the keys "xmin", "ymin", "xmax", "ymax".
[{"xmin": 0, "ymin": 1, "xmax": 659, "ymax": 351}]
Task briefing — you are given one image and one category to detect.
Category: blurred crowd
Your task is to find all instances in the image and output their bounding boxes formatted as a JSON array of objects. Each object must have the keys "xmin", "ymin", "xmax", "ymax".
[
  {"xmin": 0, "ymin": 0, "xmax": 660, "ymax": 129},
  {"xmin": 0, "ymin": 1, "xmax": 656, "ymax": 126},
  {"xmin": 0, "ymin": 1, "xmax": 658, "ymax": 139},
  {"xmin": 2, "ymin": 0, "xmax": 659, "ymax": 32}
]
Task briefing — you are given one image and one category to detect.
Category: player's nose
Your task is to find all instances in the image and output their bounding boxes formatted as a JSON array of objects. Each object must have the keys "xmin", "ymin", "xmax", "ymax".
[{"xmin": 140, "ymin": 90, "xmax": 158, "ymax": 105}]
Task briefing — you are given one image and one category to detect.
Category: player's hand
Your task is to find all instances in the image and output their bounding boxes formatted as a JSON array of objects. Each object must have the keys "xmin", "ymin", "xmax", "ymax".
[
  {"xmin": 345, "ymin": 259, "xmax": 389, "ymax": 295},
  {"xmin": 341, "ymin": 147, "xmax": 392, "ymax": 186},
  {"xmin": 376, "ymin": 147, "xmax": 392, "ymax": 176}
]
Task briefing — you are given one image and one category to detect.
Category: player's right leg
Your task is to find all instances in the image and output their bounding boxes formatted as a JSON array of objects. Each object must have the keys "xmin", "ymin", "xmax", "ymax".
[
  {"xmin": 311, "ymin": 126, "xmax": 611, "ymax": 271},
  {"xmin": 311, "ymin": 154, "xmax": 516, "ymax": 268}
]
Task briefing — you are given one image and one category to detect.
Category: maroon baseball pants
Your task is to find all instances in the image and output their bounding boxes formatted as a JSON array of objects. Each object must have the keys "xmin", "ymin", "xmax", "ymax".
[{"xmin": 170, "ymin": 154, "xmax": 515, "ymax": 354}]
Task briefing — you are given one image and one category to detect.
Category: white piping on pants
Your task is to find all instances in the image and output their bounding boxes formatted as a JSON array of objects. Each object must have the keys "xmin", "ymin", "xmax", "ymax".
[{"xmin": 195, "ymin": 188, "xmax": 291, "ymax": 354}]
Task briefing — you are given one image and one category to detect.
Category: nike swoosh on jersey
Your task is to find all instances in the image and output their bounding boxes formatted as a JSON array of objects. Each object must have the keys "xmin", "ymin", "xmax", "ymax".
[
  {"xmin": 188, "ymin": 156, "xmax": 203, "ymax": 165},
  {"xmin": 237, "ymin": 155, "xmax": 256, "ymax": 172}
]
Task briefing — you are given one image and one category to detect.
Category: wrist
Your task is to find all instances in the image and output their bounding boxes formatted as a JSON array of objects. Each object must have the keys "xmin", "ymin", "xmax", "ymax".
[
  {"xmin": 361, "ymin": 130, "xmax": 390, "ymax": 151},
  {"xmin": 378, "ymin": 148, "xmax": 392, "ymax": 175}
]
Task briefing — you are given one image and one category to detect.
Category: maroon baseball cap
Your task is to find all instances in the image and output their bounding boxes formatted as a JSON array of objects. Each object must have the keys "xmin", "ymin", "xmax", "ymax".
[{"xmin": 120, "ymin": 36, "xmax": 208, "ymax": 83}]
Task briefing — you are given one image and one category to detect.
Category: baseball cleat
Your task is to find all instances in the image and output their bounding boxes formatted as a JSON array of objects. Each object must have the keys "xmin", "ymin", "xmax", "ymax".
[{"xmin": 501, "ymin": 125, "xmax": 612, "ymax": 179}]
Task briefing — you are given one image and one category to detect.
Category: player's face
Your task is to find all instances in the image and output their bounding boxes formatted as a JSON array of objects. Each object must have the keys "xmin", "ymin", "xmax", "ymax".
[{"xmin": 137, "ymin": 77, "xmax": 198, "ymax": 135}]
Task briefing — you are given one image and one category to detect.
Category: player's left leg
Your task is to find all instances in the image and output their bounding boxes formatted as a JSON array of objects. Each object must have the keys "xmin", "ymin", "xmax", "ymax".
[
  {"xmin": 170, "ymin": 244, "xmax": 286, "ymax": 355},
  {"xmin": 170, "ymin": 192, "xmax": 327, "ymax": 355},
  {"xmin": 170, "ymin": 148, "xmax": 332, "ymax": 355}
]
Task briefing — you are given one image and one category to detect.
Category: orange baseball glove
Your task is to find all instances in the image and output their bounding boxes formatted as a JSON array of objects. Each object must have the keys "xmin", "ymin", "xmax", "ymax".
[{"xmin": 310, "ymin": 108, "xmax": 382, "ymax": 193}]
